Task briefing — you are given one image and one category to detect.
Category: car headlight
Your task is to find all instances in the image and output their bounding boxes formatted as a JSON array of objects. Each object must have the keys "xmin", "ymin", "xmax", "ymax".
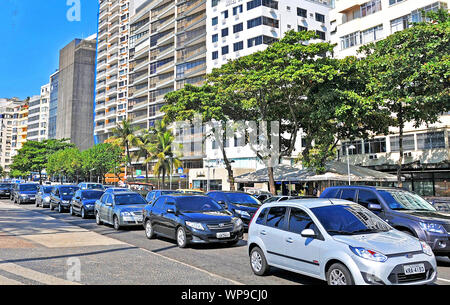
[
  {"xmin": 186, "ymin": 221, "xmax": 205, "ymax": 231},
  {"xmin": 234, "ymin": 209, "xmax": 250, "ymax": 217},
  {"xmin": 349, "ymin": 246, "xmax": 387, "ymax": 263},
  {"xmin": 63, "ymin": 200, "xmax": 69, "ymax": 204},
  {"xmin": 233, "ymin": 217, "xmax": 243, "ymax": 228},
  {"xmin": 121, "ymin": 212, "xmax": 132, "ymax": 216},
  {"xmin": 44, "ymin": 197, "xmax": 51, "ymax": 202},
  {"xmin": 420, "ymin": 241, "xmax": 433, "ymax": 256},
  {"xmin": 419, "ymin": 222, "xmax": 445, "ymax": 234},
  {"xmin": 85, "ymin": 204, "xmax": 93, "ymax": 208},
  {"xmin": 20, "ymin": 194, "xmax": 27, "ymax": 198}
]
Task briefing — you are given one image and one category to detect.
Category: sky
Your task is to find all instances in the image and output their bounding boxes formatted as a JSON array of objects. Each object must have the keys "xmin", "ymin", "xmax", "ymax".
[{"xmin": 0, "ymin": 0, "xmax": 99, "ymax": 99}]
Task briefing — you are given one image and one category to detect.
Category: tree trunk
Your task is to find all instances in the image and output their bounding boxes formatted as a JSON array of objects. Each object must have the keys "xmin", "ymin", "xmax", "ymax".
[
  {"xmin": 221, "ymin": 145, "xmax": 235, "ymax": 191},
  {"xmin": 268, "ymin": 166, "xmax": 276, "ymax": 195},
  {"xmin": 397, "ymin": 104, "xmax": 404, "ymax": 188}
]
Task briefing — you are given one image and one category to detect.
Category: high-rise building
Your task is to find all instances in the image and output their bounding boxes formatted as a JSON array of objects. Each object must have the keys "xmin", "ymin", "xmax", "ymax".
[
  {"xmin": 94, "ymin": 0, "xmax": 131, "ymax": 144},
  {"xmin": 57, "ymin": 36, "xmax": 97, "ymax": 151},
  {"xmin": 329, "ymin": 0, "xmax": 450, "ymax": 196},
  {"xmin": 26, "ymin": 84, "xmax": 50, "ymax": 142},
  {"xmin": 48, "ymin": 71, "xmax": 59, "ymax": 139},
  {"xmin": 16, "ymin": 101, "xmax": 29, "ymax": 151}
]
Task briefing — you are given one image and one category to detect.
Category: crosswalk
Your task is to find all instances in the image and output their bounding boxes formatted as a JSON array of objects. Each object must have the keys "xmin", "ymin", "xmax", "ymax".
[{"xmin": 0, "ymin": 262, "xmax": 81, "ymax": 285}]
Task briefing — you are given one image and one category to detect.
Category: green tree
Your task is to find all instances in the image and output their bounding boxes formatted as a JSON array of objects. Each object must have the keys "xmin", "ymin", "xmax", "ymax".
[
  {"xmin": 110, "ymin": 119, "xmax": 140, "ymax": 181},
  {"xmin": 133, "ymin": 131, "xmax": 155, "ymax": 183},
  {"xmin": 359, "ymin": 9, "xmax": 450, "ymax": 185},
  {"xmin": 81, "ymin": 143, "xmax": 123, "ymax": 184}
]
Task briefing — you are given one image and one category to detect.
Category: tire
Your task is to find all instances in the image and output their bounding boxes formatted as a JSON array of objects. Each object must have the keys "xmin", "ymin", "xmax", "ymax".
[
  {"xmin": 327, "ymin": 263, "xmax": 354, "ymax": 286},
  {"xmin": 250, "ymin": 247, "xmax": 269, "ymax": 276},
  {"xmin": 17, "ymin": 198, "xmax": 21, "ymax": 205},
  {"xmin": 70, "ymin": 205, "xmax": 75, "ymax": 216},
  {"xmin": 145, "ymin": 219, "xmax": 155, "ymax": 239},
  {"xmin": 35, "ymin": 200, "xmax": 39, "ymax": 208},
  {"xmin": 50, "ymin": 203, "xmax": 54, "ymax": 211},
  {"xmin": 58, "ymin": 204, "xmax": 63, "ymax": 213},
  {"xmin": 176, "ymin": 227, "xmax": 188, "ymax": 248},
  {"xmin": 113, "ymin": 215, "xmax": 121, "ymax": 231},
  {"xmin": 81, "ymin": 208, "xmax": 87, "ymax": 219},
  {"xmin": 95, "ymin": 211, "xmax": 103, "ymax": 225}
]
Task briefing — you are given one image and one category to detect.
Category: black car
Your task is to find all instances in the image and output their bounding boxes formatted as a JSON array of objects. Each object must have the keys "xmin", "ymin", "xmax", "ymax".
[
  {"xmin": 49, "ymin": 185, "xmax": 79, "ymax": 213},
  {"xmin": 206, "ymin": 191, "xmax": 262, "ymax": 228},
  {"xmin": 321, "ymin": 186, "xmax": 450, "ymax": 258},
  {"xmin": 0, "ymin": 183, "xmax": 12, "ymax": 198},
  {"xmin": 146, "ymin": 190, "xmax": 181, "ymax": 204},
  {"xmin": 13, "ymin": 183, "xmax": 39, "ymax": 205},
  {"xmin": 143, "ymin": 194, "xmax": 244, "ymax": 248},
  {"xmin": 70, "ymin": 189, "xmax": 104, "ymax": 219}
]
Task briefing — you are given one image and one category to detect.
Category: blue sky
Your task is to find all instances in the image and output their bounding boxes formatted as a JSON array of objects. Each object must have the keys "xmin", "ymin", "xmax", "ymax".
[{"xmin": 0, "ymin": 0, "xmax": 99, "ymax": 99}]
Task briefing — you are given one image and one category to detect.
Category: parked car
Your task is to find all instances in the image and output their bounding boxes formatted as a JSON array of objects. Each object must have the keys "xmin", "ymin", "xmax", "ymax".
[
  {"xmin": 49, "ymin": 185, "xmax": 79, "ymax": 213},
  {"xmin": 146, "ymin": 190, "xmax": 181, "ymax": 204},
  {"xmin": 0, "ymin": 183, "xmax": 13, "ymax": 198},
  {"xmin": 36, "ymin": 185, "xmax": 54, "ymax": 208},
  {"xmin": 10, "ymin": 182, "xmax": 20, "ymax": 201},
  {"xmin": 143, "ymin": 194, "xmax": 244, "ymax": 248},
  {"xmin": 95, "ymin": 191, "xmax": 147, "ymax": 230},
  {"xmin": 77, "ymin": 183, "xmax": 105, "ymax": 191},
  {"xmin": 248, "ymin": 198, "xmax": 437, "ymax": 285},
  {"xmin": 13, "ymin": 183, "xmax": 39, "ymax": 205},
  {"xmin": 430, "ymin": 198, "xmax": 450, "ymax": 213},
  {"xmin": 70, "ymin": 189, "xmax": 105, "ymax": 219},
  {"xmin": 206, "ymin": 191, "xmax": 262, "ymax": 228},
  {"xmin": 263, "ymin": 195, "xmax": 315, "ymax": 204},
  {"xmin": 320, "ymin": 186, "xmax": 450, "ymax": 258}
]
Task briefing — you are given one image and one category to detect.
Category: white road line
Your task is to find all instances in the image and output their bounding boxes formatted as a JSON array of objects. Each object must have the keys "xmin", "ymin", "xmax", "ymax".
[
  {"xmin": 0, "ymin": 263, "xmax": 81, "ymax": 285},
  {"xmin": 437, "ymin": 277, "xmax": 450, "ymax": 283},
  {"xmin": 0, "ymin": 274, "xmax": 23, "ymax": 285}
]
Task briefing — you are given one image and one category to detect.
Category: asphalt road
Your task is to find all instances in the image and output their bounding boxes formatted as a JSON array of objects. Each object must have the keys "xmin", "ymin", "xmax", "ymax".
[{"xmin": 1, "ymin": 199, "xmax": 449, "ymax": 285}]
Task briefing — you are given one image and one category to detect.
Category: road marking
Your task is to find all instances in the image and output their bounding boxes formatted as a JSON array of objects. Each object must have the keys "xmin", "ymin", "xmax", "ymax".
[
  {"xmin": 437, "ymin": 277, "xmax": 450, "ymax": 283},
  {"xmin": 0, "ymin": 262, "xmax": 81, "ymax": 285},
  {"xmin": 0, "ymin": 274, "xmax": 23, "ymax": 285}
]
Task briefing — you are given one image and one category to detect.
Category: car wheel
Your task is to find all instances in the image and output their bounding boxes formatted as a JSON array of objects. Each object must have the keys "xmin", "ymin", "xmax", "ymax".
[
  {"xmin": 145, "ymin": 220, "xmax": 155, "ymax": 239},
  {"xmin": 250, "ymin": 247, "xmax": 269, "ymax": 276},
  {"xmin": 50, "ymin": 203, "xmax": 54, "ymax": 211},
  {"xmin": 327, "ymin": 263, "xmax": 354, "ymax": 286},
  {"xmin": 81, "ymin": 208, "xmax": 87, "ymax": 219},
  {"xmin": 58, "ymin": 204, "xmax": 63, "ymax": 213},
  {"xmin": 17, "ymin": 198, "xmax": 21, "ymax": 205},
  {"xmin": 95, "ymin": 211, "xmax": 102, "ymax": 225},
  {"xmin": 35, "ymin": 200, "xmax": 39, "ymax": 208},
  {"xmin": 70, "ymin": 205, "xmax": 75, "ymax": 216},
  {"xmin": 176, "ymin": 227, "xmax": 188, "ymax": 248},
  {"xmin": 113, "ymin": 215, "xmax": 121, "ymax": 231}
]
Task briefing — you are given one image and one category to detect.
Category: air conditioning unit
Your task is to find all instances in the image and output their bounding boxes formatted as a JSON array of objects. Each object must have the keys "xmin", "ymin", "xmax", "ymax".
[
  {"xmin": 369, "ymin": 154, "xmax": 378, "ymax": 160},
  {"xmin": 403, "ymin": 152, "xmax": 412, "ymax": 158}
]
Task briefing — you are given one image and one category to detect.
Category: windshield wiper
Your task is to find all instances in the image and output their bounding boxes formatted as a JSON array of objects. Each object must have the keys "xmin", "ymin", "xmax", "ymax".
[
  {"xmin": 327, "ymin": 230, "xmax": 353, "ymax": 235},
  {"xmin": 350, "ymin": 229, "xmax": 381, "ymax": 234}
]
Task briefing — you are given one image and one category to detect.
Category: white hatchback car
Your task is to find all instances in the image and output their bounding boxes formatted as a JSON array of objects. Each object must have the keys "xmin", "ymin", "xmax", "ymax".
[{"xmin": 248, "ymin": 199, "xmax": 437, "ymax": 285}]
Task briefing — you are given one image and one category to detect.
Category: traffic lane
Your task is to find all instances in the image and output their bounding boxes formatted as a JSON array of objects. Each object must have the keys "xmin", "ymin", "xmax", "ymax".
[
  {"xmin": 17, "ymin": 201, "xmax": 450, "ymax": 285},
  {"xmin": 21, "ymin": 202, "xmax": 324, "ymax": 285}
]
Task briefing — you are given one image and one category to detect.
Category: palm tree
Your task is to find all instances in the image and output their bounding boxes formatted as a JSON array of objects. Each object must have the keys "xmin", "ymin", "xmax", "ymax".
[
  {"xmin": 148, "ymin": 121, "xmax": 182, "ymax": 189},
  {"xmin": 133, "ymin": 131, "xmax": 155, "ymax": 183},
  {"xmin": 110, "ymin": 119, "xmax": 140, "ymax": 181}
]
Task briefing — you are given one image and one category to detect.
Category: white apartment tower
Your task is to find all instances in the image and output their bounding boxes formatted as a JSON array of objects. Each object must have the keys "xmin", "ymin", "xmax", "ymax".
[
  {"xmin": 95, "ymin": 0, "xmax": 131, "ymax": 144},
  {"xmin": 26, "ymin": 84, "xmax": 50, "ymax": 142}
]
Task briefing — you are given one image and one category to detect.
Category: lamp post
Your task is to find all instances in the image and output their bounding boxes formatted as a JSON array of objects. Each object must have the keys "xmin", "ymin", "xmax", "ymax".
[
  {"xmin": 89, "ymin": 168, "xmax": 95, "ymax": 183},
  {"xmin": 346, "ymin": 145, "xmax": 356, "ymax": 185}
]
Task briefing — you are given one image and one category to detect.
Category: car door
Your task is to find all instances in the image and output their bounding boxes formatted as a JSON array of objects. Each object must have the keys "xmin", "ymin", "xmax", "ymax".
[
  {"xmin": 284, "ymin": 207, "xmax": 323, "ymax": 276},
  {"xmin": 150, "ymin": 197, "xmax": 167, "ymax": 235},
  {"xmin": 73, "ymin": 191, "xmax": 81, "ymax": 213},
  {"xmin": 260, "ymin": 206, "xmax": 289, "ymax": 267},
  {"xmin": 36, "ymin": 186, "xmax": 43, "ymax": 204},
  {"xmin": 99, "ymin": 194, "xmax": 110, "ymax": 222},
  {"xmin": 105, "ymin": 195, "xmax": 115, "ymax": 224},
  {"xmin": 160, "ymin": 199, "xmax": 177, "ymax": 238}
]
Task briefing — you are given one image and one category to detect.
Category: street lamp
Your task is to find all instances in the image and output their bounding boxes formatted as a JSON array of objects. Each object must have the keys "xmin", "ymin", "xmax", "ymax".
[
  {"xmin": 346, "ymin": 145, "xmax": 356, "ymax": 185},
  {"xmin": 89, "ymin": 168, "xmax": 96, "ymax": 183}
]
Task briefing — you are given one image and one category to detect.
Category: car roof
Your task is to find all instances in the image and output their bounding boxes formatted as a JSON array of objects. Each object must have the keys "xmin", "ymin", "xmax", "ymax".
[
  {"xmin": 264, "ymin": 198, "xmax": 356, "ymax": 209},
  {"xmin": 207, "ymin": 191, "xmax": 250, "ymax": 194},
  {"xmin": 326, "ymin": 185, "xmax": 405, "ymax": 191},
  {"xmin": 161, "ymin": 194, "xmax": 207, "ymax": 198},
  {"xmin": 111, "ymin": 191, "xmax": 139, "ymax": 195}
]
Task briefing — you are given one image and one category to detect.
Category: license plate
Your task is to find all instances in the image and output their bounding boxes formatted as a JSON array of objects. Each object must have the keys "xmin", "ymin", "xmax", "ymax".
[
  {"xmin": 216, "ymin": 232, "xmax": 231, "ymax": 239},
  {"xmin": 134, "ymin": 215, "xmax": 143, "ymax": 222},
  {"xmin": 403, "ymin": 263, "xmax": 425, "ymax": 275}
]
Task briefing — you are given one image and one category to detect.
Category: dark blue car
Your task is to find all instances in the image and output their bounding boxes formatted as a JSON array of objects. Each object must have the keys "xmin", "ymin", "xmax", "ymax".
[
  {"xmin": 320, "ymin": 186, "xmax": 450, "ymax": 258},
  {"xmin": 143, "ymin": 194, "xmax": 244, "ymax": 248},
  {"xmin": 49, "ymin": 185, "xmax": 79, "ymax": 213},
  {"xmin": 70, "ymin": 189, "xmax": 104, "ymax": 219},
  {"xmin": 13, "ymin": 183, "xmax": 39, "ymax": 205},
  {"xmin": 0, "ymin": 183, "xmax": 12, "ymax": 198},
  {"xmin": 206, "ymin": 191, "xmax": 262, "ymax": 228}
]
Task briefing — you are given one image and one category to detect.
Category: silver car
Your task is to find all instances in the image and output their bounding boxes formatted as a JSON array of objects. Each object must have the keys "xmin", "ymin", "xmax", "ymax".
[{"xmin": 248, "ymin": 199, "xmax": 437, "ymax": 285}]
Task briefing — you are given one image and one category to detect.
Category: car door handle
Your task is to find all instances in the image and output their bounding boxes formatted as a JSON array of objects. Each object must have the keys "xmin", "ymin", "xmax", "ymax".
[
  {"xmin": 286, "ymin": 238, "xmax": 294, "ymax": 244},
  {"xmin": 260, "ymin": 230, "xmax": 267, "ymax": 236}
]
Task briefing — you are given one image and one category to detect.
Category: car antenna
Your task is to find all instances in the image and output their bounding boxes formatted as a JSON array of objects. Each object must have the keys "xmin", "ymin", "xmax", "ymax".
[{"xmin": 328, "ymin": 199, "xmax": 334, "ymax": 205}]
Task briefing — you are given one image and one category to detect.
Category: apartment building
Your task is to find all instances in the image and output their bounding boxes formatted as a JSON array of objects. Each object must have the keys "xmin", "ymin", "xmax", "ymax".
[
  {"xmin": 94, "ymin": 0, "xmax": 131, "ymax": 144},
  {"xmin": 48, "ymin": 71, "xmax": 59, "ymax": 139},
  {"xmin": 330, "ymin": 0, "xmax": 450, "ymax": 197},
  {"xmin": 26, "ymin": 84, "xmax": 50, "ymax": 142},
  {"xmin": 0, "ymin": 98, "xmax": 24, "ymax": 174},
  {"xmin": 16, "ymin": 101, "xmax": 29, "ymax": 151},
  {"xmin": 57, "ymin": 36, "xmax": 97, "ymax": 151},
  {"xmin": 207, "ymin": 0, "xmax": 332, "ymax": 72}
]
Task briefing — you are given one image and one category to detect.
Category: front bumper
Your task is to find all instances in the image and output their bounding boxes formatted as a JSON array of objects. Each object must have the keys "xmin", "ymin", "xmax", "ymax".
[
  {"xmin": 187, "ymin": 227, "xmax": 244, "ymax": 244},
  {"xmin": 423, "ymin": 232, "xmax": 450, "ymax": 256},
  {"xmin": 351, "ymin": 252, "xmax": 437, "ymax": 285},
  {"xmin": 120, "ymin": 214, "xmax": 144, "ymax": 226},
  {"xmin": 19, "ymin": 196, "xmax": 36, "ymax": 203}
]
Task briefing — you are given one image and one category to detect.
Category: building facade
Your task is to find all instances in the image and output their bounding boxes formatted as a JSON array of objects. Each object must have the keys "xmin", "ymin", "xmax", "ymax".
[
  {"xmin": 57, "ymin": 36, "xmax": 97, "ymax": 151},
  {"xmin": 330, "ymin": 0, "xmax": 450, "ymax": 197},
  {"xmin": 48, "ymin": 71, "xmax": 59, "ymax": 140},
  {"xmin": 26, "ymin": 84, "xmax": 50, "ymax": 142}
]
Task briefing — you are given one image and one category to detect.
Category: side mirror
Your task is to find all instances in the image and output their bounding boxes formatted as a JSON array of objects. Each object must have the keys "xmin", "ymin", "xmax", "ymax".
[
  {"xmin": 105, "ymin": 203, "xmax": 113, "ymax": 207},
  {"xmin": 218, "ymin": 201, "xmax": 228, "ymax": 209},
  {"xmin": 368, "ymin": 203, "xmax": 382, "ymax": 211},
  {"xmin": 301, "ymin": 229, "xmax": 316, "ymax": 238},
  {"xmin": 166, "ymin": 208, "xmax": 175, "ymax": 214}
]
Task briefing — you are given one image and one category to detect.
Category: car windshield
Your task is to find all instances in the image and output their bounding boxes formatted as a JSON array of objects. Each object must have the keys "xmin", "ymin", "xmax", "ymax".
[
  {"xmin": 81, "ymin": 191, "xmax": 104, "ymax": 200},
  {"xmin": 43, "ymin": 187, "xmax": 53, "ymax": 193},
  {"xmin": 19, "ymin": 184, "xmax": 38, "ymax": 191},
  {"xmin": 378, "ymin": 190, "xmax": 436, "ymax": 211},
  {"xmin": 311, "ymin": 204, "xmax": 391, "ymax": 236},
  {"xmin": 161, "ymin": 191, "xmax": 181, "ymax": 195},
  {"xmin": 176, "ymin": 197, "xmax": 223, "ymax": 213},
  {"xmin": 86, "ymin": 184, "xmax": 104, "ymax": 190},
  {"xmin": 60, "ymin": 187, "xmax": 78, "ymax": 196},
  {"xmin": 224, "ymin": 193, "xmax": 261, "ymax": 205},
  {"xmin": 0, "ymin": 184, "xmax": 11, "ymax": 188},
  {"xmin": 115, "ymin": 194, "xmax": 147, "ymax": 205}
]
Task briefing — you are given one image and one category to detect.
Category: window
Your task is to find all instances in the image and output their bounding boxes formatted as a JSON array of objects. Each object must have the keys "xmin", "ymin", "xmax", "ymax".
[
  {"xmin": 357, "ymin": 190, "xmax": 380, "ymax": 209},
  {"xmin": 342, "ymin": 140, "xmax": 363, "ymax": 155},
  {"xmin": 212, "ymin": 34, "xmax": 218, "ymax": 43},
  {"xmin": 222, "ymin": 10, "xmax": 228, "ymax": 19},
  {"xmin": 248, "ymin": 36, "xmax": 263, "ymax": 47},
  {"xmin": 364, "ymin": 138, "xmax": 386, "ymax": 154},
  {"xmin": 390, "ymin": 15, "xmax": 411, "ymax": 33},
  {"xmin": 233, "ymin": 5, "xmax": 243, "ymax": 15},
  {"xmin": 361, "ymin": 25, "xmax": 383, "ymax": 44},
  {"xmin": 212, "ymin": 51, "xmax": 218, "ymax": 60},
  {"xmin": 222, "ymin": 45, "xmax": 229, "ymax": 55},
  {"xmin": 288, "ymin": 208, "xmax": 315, "ymax": 234},
  {"xmin": 341, "ymin": 189, "xmax": 356, "ymax": 202},
  {"xmin": 315, "ymin": 13, "xmax": 325, "ymax": 23},
  {"xmin": 316, "ymin": 30, "xmax": 326, "ymax": 40},
  {"xmin": 247, "ymin": 0, "xmax": 261, "ymax": 11},
  {"xmin": 297, "ymin": 8, "xmax": 307, "ymax": 18},
  {"xmin": 298, "ymin": 25, "xmax": 308, "ymax": 32},
  {"xmin": 221, "ymin": 27, "xmax": 229, "ymax": 37},
  {"xmin": 256, "ymin": 208, "xmax": 268, "ymax": 225},
  {"xmin": 212, "ymin": 17, "xmax": 218, "ymax": 26},
  {"xmin": 266, "ymin": 207, "xmax": 287, "ymax": 229},
  {"xmin": 417, "ymin": 131, "xmax": 445, "ymax": 149},
  {"xmin": 233, "ymin": 23, "xmax": 243, "ymax": 33},
  {"xmin": 390, "ymin": 135, "xmax": 415, "ymax": 152},
  {"xmin": 248, "ymin": 17, "xmax": 262, "ymax": 29},
  {"xmin": 361, "ymin": 0, "xmax": 382, "ymax": 17},
  {"xmin": 212, "ymin": 0, "xmax": 219, "ymax": 7},
  {"xmin": 389, "ymin": 0, "xmax": 404, "ymax": 5},
  {"xmin": 233, "ymin": 41, "xmax": 244, "ymax": 52}
]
